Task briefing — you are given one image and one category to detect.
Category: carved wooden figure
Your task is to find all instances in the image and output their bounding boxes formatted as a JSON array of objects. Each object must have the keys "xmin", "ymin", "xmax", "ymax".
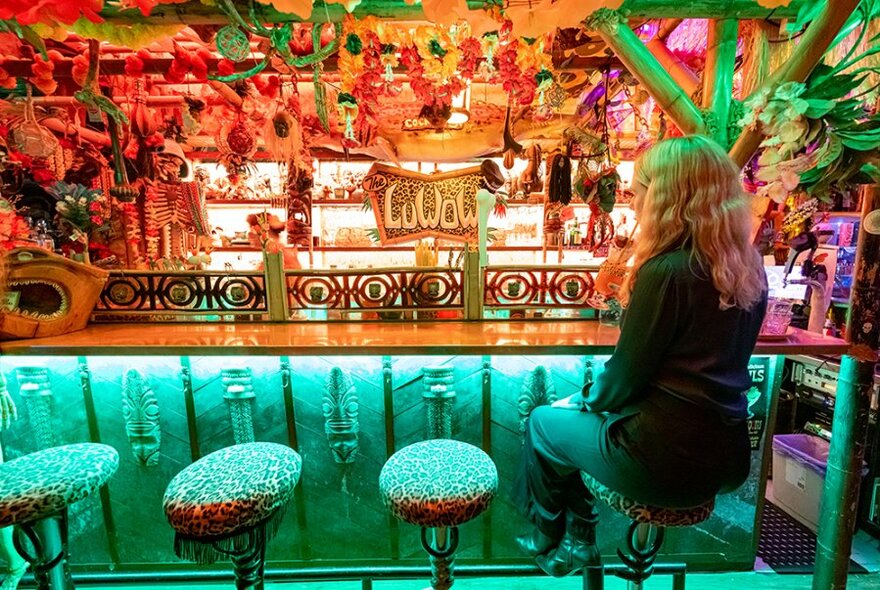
[
  {"xmin": 322, "ymin": 367, "xmax": 360, "ymax": 464},
  {"xmin": 0, "ymin": 248, "xmax": 108, "ymax": 341},
  {"xmin": 122, "ymin": 368, "xmax": 161, "ymax": 466}
]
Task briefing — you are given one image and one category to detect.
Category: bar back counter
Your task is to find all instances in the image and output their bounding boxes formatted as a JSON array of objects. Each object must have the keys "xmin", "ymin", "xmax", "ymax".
[{"xmin": 0, "ymin": 321, "xmax": 847, "ymax": 582}]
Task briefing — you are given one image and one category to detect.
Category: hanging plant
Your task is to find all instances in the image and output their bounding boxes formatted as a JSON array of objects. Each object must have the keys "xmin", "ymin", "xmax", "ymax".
[{"xmin": 742, "ymin": 9, "xmax": 880, "ymax": 202}]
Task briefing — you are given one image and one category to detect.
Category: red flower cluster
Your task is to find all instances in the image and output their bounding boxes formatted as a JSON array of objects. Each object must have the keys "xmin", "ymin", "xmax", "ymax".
[
  {"xmin": 217, "ymin": 59, "xmax": 235, "ymax": 77},
  {"xmin": 71, "ymin": 50, "xmax": 90, "ymax": 87},
  {"xmin": 6, "ymin": 150, "xmax": 56, "ymax": 187},
  {"xmin": 165, "ymin": 43, "xmax": 212, "ymax": 84},
  {"xmin": 0, "ymin": 204, "xmax": 30, "ymax": 250},
  {"xmin": 496, "ymin": 41, "xmax": 537, "ymax": 106},
  {"xmin": 124, "ymin": 49, "xmax": 152, "ymax": 78},
  {"xmin": 30, "ymin": 50, "xmax": 63, "ymax": 95},
  {"xmin": 400, "ymin": 45, "xmax": 464, "ymax": 109},
  {"xmin": 0, "ymin": 0, "xmax": 102, "ymax": 27},
  {"xmin": 253, "ymin": 75, "xmax": 281, "ymax": 99},
  {"xmin": 458, "ymin": 37, "xmax": 482, "ymax": 80}
]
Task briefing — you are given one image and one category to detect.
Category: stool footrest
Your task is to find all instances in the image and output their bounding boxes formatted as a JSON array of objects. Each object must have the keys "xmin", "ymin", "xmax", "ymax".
[
  {"xmin": 582, "ymin": 563, "xmax": 687, "ymax": 590},
  {"xmin": 173, "ymin": 506, "xmax": 287, "ymax": 565}
]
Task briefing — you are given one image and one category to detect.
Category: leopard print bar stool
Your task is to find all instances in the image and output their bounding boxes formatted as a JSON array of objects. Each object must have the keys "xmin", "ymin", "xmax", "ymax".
[
  {"xmin": 0, "ymin": 443, "xmax": 119, "ymax": 590},
  {"xmin": 580, "ymin": 472, "xmax": 714, "ymax": 590},
  {"xmin": 163, "ymin": 442, "xmax": 301, "ymax": 590},
  {"xmin": 379, "ymin": 439, "xmax": 497, "ymax": 590}
]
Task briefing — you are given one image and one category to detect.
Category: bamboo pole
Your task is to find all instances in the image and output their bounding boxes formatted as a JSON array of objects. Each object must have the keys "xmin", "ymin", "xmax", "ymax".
[
  {"xmin": 729, "ymin": 0, "xmax": 861, "ymax": 167},
  {"xmin": 588, "ymin": 11, "xmax": 705, "ymax": 136},
  {"xmin": 645, "ymin": 39, "xmax": 700, "ymax": 97},
  {"xmin": 813, "ymin": 184, "xmax": 880, "ymax": 590},
  {"xmin": 702, "ymin": 19, "xmax": 739, "ymax": 147}
]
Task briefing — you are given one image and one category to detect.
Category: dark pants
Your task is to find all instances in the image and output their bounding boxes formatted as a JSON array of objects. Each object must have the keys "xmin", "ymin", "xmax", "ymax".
[{"xmin": 513, "ymin": 388, "xmax": 751, "ymax": 538}]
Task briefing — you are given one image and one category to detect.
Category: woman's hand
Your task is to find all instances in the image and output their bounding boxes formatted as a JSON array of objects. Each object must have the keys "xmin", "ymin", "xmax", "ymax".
[
  {"xmin": 0, "ymin": 390, "xmax": 17, "ymax": 430},
  {"xmin": 551, "ymin": 393, "xmax": 588, "ymax": 411}
]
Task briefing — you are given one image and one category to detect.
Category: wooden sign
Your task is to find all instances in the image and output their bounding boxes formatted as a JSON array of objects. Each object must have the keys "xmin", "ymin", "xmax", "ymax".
[{"xmin": 362, "ymin": 163, "xmax": 484, "ymax": 244}]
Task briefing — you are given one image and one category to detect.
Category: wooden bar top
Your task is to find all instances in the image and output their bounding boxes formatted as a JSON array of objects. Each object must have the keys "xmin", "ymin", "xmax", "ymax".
[{"xmin": 0, "ymin": 321, "xmax": 849, "ymax": 357}]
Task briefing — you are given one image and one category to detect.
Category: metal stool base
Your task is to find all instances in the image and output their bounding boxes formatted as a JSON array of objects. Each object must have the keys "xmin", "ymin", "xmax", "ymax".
[{"xmin": 12, "ymin": 510, "xmax": 73, "ymax": 590}]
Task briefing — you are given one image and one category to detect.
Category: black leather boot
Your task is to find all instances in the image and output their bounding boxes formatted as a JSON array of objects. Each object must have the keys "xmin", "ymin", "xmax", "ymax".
[
  {"xmin": 515, "ymin": 527, "xmax": 560, "ymax": 558},
  {"xmin": 535, "ymin": 511, "xmax": 600, "ymax": 577}
]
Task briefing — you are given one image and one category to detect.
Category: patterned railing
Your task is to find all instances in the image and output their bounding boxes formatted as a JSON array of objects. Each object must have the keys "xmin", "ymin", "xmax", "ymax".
[
  {"xmin": 93, "ymin": 271, "xmax": 268, "ymax": 321},
  {"xmin": 284, "ymin": 266, "xmax": 464, "ymax": 319},
  {"xmin": 483, "ymin": 265, "xmax": 601, "ymax": 315},
  {"xmin": 92, "ymin": 265, "xmax": 605, "ymax": 322}
]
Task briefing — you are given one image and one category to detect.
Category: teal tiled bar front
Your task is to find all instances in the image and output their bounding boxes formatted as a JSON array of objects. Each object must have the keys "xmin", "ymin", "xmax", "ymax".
[{"xmin": 0, "ymin": 322, "xmax": 848, "ymax": 577}]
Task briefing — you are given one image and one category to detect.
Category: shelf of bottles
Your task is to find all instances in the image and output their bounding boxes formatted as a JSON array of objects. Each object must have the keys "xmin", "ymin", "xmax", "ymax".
[{"xmin": 196, "ymin": 158, "xmax": 636, "ymax": 271}]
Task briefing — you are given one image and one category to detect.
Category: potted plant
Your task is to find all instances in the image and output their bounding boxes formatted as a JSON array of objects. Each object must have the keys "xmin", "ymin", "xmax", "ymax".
[{"xmin": 47, "ymin": 182, "xmax": 109, "ymax": 264}]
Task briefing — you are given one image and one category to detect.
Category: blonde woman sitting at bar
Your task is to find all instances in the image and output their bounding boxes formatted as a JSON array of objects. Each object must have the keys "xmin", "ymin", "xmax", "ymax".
[
  {"xmin": 514, "ymin": 136, "xmax": 768, "ymax": 576},
  {"xmin": 246, "ymin": 213, "xmax": 301, "ymax": 270}
]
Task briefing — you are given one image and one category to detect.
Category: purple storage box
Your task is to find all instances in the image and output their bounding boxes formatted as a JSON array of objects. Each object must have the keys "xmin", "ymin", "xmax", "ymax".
[
  {"xmin": 772, "ymin": 433, "xmax": 867, "ymax": 476},
  {"xmin": 772, "ymin": 434, "xmax": 829, "ymax": 475}
]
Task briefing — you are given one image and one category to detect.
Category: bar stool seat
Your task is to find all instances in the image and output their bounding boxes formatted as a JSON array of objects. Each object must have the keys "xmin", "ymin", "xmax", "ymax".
[
  {"xmin": 0, "ymin": 443, "xmax": 118, "ymax": 528},
  {"xmin": 164, "ymin": 442, "xmax": 301, "ymax": 551},
  {"xmin": 580, "ymin": 472, "xmax": 714, "ymax": 590},
  {"xmin": 380, "ymin": 439, "xmax": 497, "ymax": 528},
  {"xmin": 380, "ymin": 439, "xmax": 497, "ymax": 590},
  {"xmin": 0, "ymin": 443, "xmax": 118, "ymax": 590}
]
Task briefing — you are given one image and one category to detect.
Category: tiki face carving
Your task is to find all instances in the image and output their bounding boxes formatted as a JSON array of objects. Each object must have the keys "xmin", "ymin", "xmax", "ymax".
[
  {"xmin": 122, "ymin": 369, "xmax": 161, "ymax": 466},
  {"xmin": 1, "ymin": 248, "xmax": 108, "ymax": 340},
  {"xmin": 323, "ymin": 367, "xmax": 360, "ymax": 464}
]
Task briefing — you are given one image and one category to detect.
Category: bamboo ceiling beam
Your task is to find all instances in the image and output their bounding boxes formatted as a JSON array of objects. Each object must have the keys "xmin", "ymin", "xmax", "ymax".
[
  {"xmin": 587, "ymin": 10, "xmax": 706, "ymax": 136},
  {"xmin": 729, "ymin": 0, "xmax": 861, "ymax": 167},
  {"xmin": 645, "ymin": 37, "xmax": 700, "ymax": 97},
  {"xmin": 98, "ymin": 0, "xmax": 809, "ymax": 25},
  {"xmin": 702, "ymin": 19, "xmax": 738, "ymax": 147},
  {"xmin": 644, "ymin": 18, "xmax": 699, "ymax": 96}
]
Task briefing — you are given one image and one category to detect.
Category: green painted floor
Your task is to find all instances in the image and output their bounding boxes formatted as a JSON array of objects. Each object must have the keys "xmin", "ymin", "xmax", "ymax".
[{"xmin": 78, "ymin": 574, "xmax": 880, "ymax": 590}]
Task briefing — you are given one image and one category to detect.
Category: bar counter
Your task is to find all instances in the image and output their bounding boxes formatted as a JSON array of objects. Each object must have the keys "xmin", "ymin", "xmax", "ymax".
[
  {"xmin": 0, "ymin": 321, "xmax": 849, "ymax": 356},
  {"xmin": 0, "ymin": 321, "xmax": 848, "ymax": 578}
]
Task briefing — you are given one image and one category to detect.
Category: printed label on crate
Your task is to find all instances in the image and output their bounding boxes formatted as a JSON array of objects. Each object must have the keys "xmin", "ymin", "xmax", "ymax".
[
  {"xmin": 786, "ymin": 461, "xmax": 808, "ymax": 491},
  {"xmin": 362, "ymin": 163, "xmax": 483, "ymax": 245}
]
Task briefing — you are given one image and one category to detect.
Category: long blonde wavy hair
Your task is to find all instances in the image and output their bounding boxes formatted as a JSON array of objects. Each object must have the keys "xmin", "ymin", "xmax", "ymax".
[{"xmin": 626, "ymin": 135, "xmax": 766, "ymax": 310}]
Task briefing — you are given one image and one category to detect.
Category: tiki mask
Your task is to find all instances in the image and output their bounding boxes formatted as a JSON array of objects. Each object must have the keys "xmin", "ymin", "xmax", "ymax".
[
  {"xmin": 323, "ymin": 367, "xmax": 359, "ymax": 463},
  {"xmin": 122, "ymin": 369, "xmax": 161, "ymax": 466},
  {"xmin": 1, "ymin": 248, "xmax": 108, "ymax": 340}
]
